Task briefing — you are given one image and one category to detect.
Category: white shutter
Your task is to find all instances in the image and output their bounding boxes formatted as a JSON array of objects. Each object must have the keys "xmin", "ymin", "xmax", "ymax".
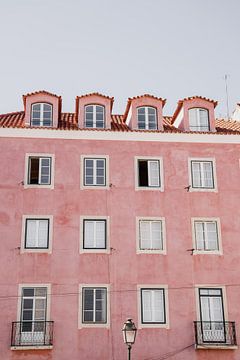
[
  {"xmin": 200, "ymin": 297, "xmax": 210, "ymax": 322},
  {"xmin": 192, "ymin": 162, "xmax": 201, "ymax": 187},
  {"xmin": 153, "ymin": 290, "xmax": 164, "ymax": 322},
  {"xmin": 211, "ymin": 297, "xmax": 223, "ymax": 322},
  {"xmin": 84, "ymin": 221, "xmax": 95, "ymax": 248},
  {"xmin": 199, "ymin": 109, "xmax": 209, "ymax": 129},
  {"xmin": 151, "ymin": 221, "xmax": 162, "ymax": 249},
  {"xmin": 148, "ymin": 161, "xmax": 160, "ymax": 187},
  {"xmin": 139, "ymin": 221, "xmax": 151, "ymax": 249},
  {"xmin": 95, "ymin": 221, "xmax": 106, "ymax": 248},
  {"xmin": 205, "ymin": 222, "xmax": 218, "ymax": 250},
  {"xmin": 26, "ymin": 220, "xmax": 37, "ymax": 247},
  {"xmin": 142, "ymin": 290, "xmax": 152, "ymax": 322},
  {"xmin": 39, "ymin": 158, "xmax": 50, "ymax": 184},
  {"xmin": 203, "ymin": 162, "xmax": 213, "ymax": 188},
  {"xmin": 189, "ymin": 109, "xmax": 198, "ymax": 130},
  {"xmin": 37, "ymin": 220, "xmax": 48, "ymax": 248},
  {"xmin": 195, "ymin": 222, "xmax": 205, "ymax": 250}
]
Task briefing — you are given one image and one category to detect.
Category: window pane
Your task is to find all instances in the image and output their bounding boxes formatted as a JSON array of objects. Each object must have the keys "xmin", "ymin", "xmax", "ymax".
[
  {"xmin": 95, "ymin": 221, "xmax": 106, "ymax": 248},
  {"xmin": 29, "ymin": 158, "xmax": 39, "ymax": 184},
  {"xmin": 23, "ymin": 288, "xmax": 34, "ymax": 297},
  {"xmin": 151, "ymin": 221, "xmax": 162, "ymax": 249},
  {"xmin": 139, "ymin": 221, "xmax": 151, "ymax": 249},
  {"xmin": 26, "ymin": 220, "xmax": 37, "ymax": 248},
  {"xmin": 43, "ymin": 104, "xmax": 52, "ymax": 112},
  {"xmin": 138, "ymin": 161, "xmax": 148, "ymax": 186},
  {"xmin": 203, "ymin": 162, "xmax": 213, "ymax": 188},
  {"xmin": 195, "ymin": 222, "xmax": 205, "ymax": 250},
  {"xmin": 32, "ymin": 104, "xmax": 41, "ymax": 111},
  {"xmin": 38, "ymin": 220, "xmax": 49, "ymax": 248}
]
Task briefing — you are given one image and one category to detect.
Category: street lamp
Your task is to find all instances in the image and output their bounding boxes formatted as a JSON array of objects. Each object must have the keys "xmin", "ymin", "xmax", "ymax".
[{"xmin": 122, "ymin": 318, "xmax": 137, "ymax": 360}]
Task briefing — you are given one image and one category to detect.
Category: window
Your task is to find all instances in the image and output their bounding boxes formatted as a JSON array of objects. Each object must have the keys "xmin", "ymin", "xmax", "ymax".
[
  {"xmin": 85, "ymin": 105, "xmax": 105, "ymax": 128},
  {"xmin": 83, "ymin": 220, "xmax": 106, "ymax": 249},
  {"xmin": 141, "ymin": 288, "xmax": 166, "ymax": 324},
  {"xmin": 190, "ymin": 160, "xmax": 215, "ymax": 189},
  {"xmin": 28, "ymin": 157, "xmax": 51, "ymax": 185},
  {"xmin": 194, "ymin": 220, "xmax": 219, "ymax": 252},
  {"xmin": 137, "ymin": 107, "xmax": 157, "ymax": 130},
  {"xmin": 82, "ymin": 156, "xmax": 108, "ymax": 188},
  {"xmin": 189, "ymin": 108, "xmax": 209, "ymax": 131},
  {"xmin": 25, "ymin": 219, "xmax": 49, "ymax": 249},
  {"xmin": 136, "ymin": 158, "xmax": 163, "ymax": 190},
  {"xmin": 25, "ymin": 154, "xmax": 54, "ymax": 189},
  {"xmin": 138, "ymin": 219, "xmax": 166, "ymax": 253},
  {"xmin": 31, "ymin": 103, "xmax": 53, "ymax": 127},
  {"xmin": 198, "ymin": 288, "xmax": 225, "ymax": 342},
  {"xmin": 17, "ymin": 286, "xmax": 49, "ymax": 346},
  {"xmin": 82, "ymin": 287, "xmax": 107, "ymax": 324}
]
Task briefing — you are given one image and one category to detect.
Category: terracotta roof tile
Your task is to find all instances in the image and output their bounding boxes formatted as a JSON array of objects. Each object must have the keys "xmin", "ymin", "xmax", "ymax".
[
  {"xmin": 76, "ymin": 92, "xmax": 114, "ymax": 102},
  {"xmin": 1, "ymin": 111, "xmax": 240, "ymax": 135},
  {"xmin": 22, "ymin": 90, "xmax": 61, "ymax": 106}
]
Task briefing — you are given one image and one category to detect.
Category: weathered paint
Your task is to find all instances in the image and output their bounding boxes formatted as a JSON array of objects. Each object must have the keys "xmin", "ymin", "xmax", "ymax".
[{"xmin": 0, "ymin": 131, "xmax": 240, "ymax": 360}]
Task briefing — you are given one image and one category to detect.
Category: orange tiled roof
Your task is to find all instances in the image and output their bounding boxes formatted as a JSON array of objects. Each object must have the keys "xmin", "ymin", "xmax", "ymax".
[
  {"xmin": 1, "ymin": 111, "xmax": 240, "ymax": 134},
  {"xmin": 22, "ymin": 90, "xmax": 62, "ymax": 105},
  {"xmin": 172, "ymin": 96, "xmax": 218, "ymax": 123}
]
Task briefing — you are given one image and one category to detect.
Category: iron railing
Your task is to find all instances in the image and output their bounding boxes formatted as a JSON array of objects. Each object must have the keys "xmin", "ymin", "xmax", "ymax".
[
  {"xmin": 11, "ymin": 321, "xmax": 54, "ymax": 347},
  {"xmin": 194, "ymin": 321, "xmax": 237, "ymax": 346}
]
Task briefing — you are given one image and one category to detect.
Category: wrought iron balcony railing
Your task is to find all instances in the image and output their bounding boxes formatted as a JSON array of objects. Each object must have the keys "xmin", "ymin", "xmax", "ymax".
[
  {"xmin": 194, "ymin": 321, "xmax": 237, "ymax": 347},
  {"xmin": 11, "ymin": 321, "xmax": 54, "ymax": 347}
]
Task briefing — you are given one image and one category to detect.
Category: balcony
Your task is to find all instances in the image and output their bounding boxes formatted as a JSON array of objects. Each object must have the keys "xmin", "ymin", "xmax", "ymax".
[
  {"xmin": 11, "ymin": 321, "xmax": 54, "ymax": 350},
  {"xmin": 194, "ymin": 321, "xmax": 237, "ymax": 349}
]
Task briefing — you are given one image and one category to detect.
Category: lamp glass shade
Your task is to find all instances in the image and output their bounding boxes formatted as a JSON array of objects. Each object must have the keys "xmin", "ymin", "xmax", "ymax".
[{"xmin": 122, "ymin": 319, "xmax": 137, "ymax": 345}]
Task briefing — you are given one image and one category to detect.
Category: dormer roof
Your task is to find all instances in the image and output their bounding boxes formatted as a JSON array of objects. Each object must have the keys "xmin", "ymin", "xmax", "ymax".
[
  {"xmin": 171, "ymin": 96, "xmax": 218, "ymax": 124},
  {"xmin": 22, "ymin": 90, "xmax": 62, "ymax": 107},
  {"xmin": 124, "ymin": 94, "xmax": 166, "ymax": 120},
  {"xmin": 76, "ymin": 92, "xmax": 114, "ymax": 109}
]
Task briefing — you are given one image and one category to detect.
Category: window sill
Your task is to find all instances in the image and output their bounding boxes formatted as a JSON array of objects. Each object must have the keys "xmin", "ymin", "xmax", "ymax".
[
  {"xmin": 193, "ymin": 251, "xmax": 222, "ymax": 256},
  {"xmin": 135, "ymin": 187, "xmax": 164, "ymax": 191},
  {"xmin": 196, "ymin": 344, "xmax": 238, "ymax": 350},
  {"xmin": 189, "ymin": 188, "xmax": 217, "ymax": 193},
  {"xmin": 137, "ymin": 250, "xmax": 166, "ymax": 255},
  {"xmin": 80, "ymin": 186, "xmax": 109, "ymax": 190},
  {"xmin": 11, "ymin": 345, "xmax": 53, "ymax": 351},
  {"xmin": 24, "ymin": 185, "xmax": 54, "ymax": 190}
]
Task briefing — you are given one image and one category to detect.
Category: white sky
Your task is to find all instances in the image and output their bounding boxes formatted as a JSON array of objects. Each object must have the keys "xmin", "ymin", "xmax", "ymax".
[{"xmin": 0, "ymin": 0, "xmax": 239, "ymax": 118}]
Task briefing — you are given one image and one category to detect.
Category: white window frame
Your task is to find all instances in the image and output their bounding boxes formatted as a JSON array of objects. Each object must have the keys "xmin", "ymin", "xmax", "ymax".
[
  {"xmin": 12, "ymin": 284, "xmax": 51, "ymax": 350},
  {"xmin": 137, "ymin": 285, "xmax": 169, "ymax": 329},
  {"xmin": 188, "ymin": 157, "xmax": 217, "ymax": 192},
  {"xmin": 189, "ymin": 108, "xmax": 210, "ymax": 132},
  {"xmin": 135, "ymin": 156, "xmax": 164, "ymax": 191},
  {"xmin": 136, "ymin": 217, "xmax": 166, "ymax": 254},
  {"xmin": 137, "ymin": 106, "xmax": 157, "ymax": 130},
  {"xmin": 24, "ymin": 153, "xmax": 55, "ymax": 189},
  {"xmin": 84, "ymin": 104, "xmax": 105, "ymax": 128},
  {"xmin": 195, "ymin": 285, "xmax": 228, "ymax": 323},
  {"xmin": 191, "ymin": 217, "xmax": 222, "ymax": 255},
  {"xmin": 80, "ymin": 216, "xmax": 110, "ymax": 253},
  {"xmin": 31, "ymin": 103, "xmax": 53, "ymax": 127},
  {"xmin": 21, "ymin": 215, "xmax": 53, "ymax": 253},
  {"xmin": 80, "ymin": 155, "xmax": 109, "ymax": 190},
  {"xmin": 78, "ymin": 284, "xmax": 110, "ymax": 328}
]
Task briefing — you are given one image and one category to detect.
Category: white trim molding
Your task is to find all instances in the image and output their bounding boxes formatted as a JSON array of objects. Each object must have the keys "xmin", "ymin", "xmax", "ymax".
[
  {"xmin": 191, "ymin": 217, "xmax": 222, "ymax": 255},
  {"xmin": 136, "ymin": 217, "xmax": 166, "ymax": 254},
  {"xmin": 24, "ymin": 153, "xmax": 55, "ymax": 189},
  {"xmin": 134, "ymin": 156, "xmax": 164, "ymax": 191},
  {"xmin": 78, "ymin": 284, "xmax": 110, "ymax": 329},
  {"xmin": 21, "ymin": 215, "xmax": 53, "ymax": 254},
  {"xmin": 80, "ymin": 155, "xmax": 109, "ymax": 190},
  {"xmin": 2, "ymin": 127, "xmax": 240, "ymax": 144},
  {"xmin": 137, "ymin": 284, "xmax": 169, "ymax": 329},
  {"xmin": 188, "ymin": 157, "xmax": 217, "ymax": 193},
  {"xmin": 79, "ymin": 216, "xmax": 110, "ymax": 254}
]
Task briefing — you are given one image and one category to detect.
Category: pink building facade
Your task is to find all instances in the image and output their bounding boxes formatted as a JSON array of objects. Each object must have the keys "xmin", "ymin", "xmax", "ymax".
[{"xmin": 0, "ymin": 91, "xmax": 240, "ymax": 359}]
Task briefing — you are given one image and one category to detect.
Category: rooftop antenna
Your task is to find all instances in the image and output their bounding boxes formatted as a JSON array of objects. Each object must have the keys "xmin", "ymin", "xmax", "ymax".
[{"xmin": 224, "ymin": 74, "xmax": 230, "ymax": 119}]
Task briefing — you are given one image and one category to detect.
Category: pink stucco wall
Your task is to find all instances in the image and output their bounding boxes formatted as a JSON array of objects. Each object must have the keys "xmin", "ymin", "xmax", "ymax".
[{"xmin": 0, "ymin": 135, "xmax": 240, "ymax": 360}]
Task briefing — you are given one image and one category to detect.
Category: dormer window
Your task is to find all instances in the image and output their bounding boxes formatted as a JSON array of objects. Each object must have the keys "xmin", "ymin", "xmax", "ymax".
[
  {"xmin": 137, "ymin": 106, "xmax": 157, "ymax": 130},
  {"xmin": 31, "ymin": 103, "xmax": 53, "ymax": 127},
  {"xmin": 85, "ymin": 105, "xmax": 105, "ymax": 128},
  {"xmin": 189, "ymin": 108, "xmax": 209, "ymax": 132}
]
